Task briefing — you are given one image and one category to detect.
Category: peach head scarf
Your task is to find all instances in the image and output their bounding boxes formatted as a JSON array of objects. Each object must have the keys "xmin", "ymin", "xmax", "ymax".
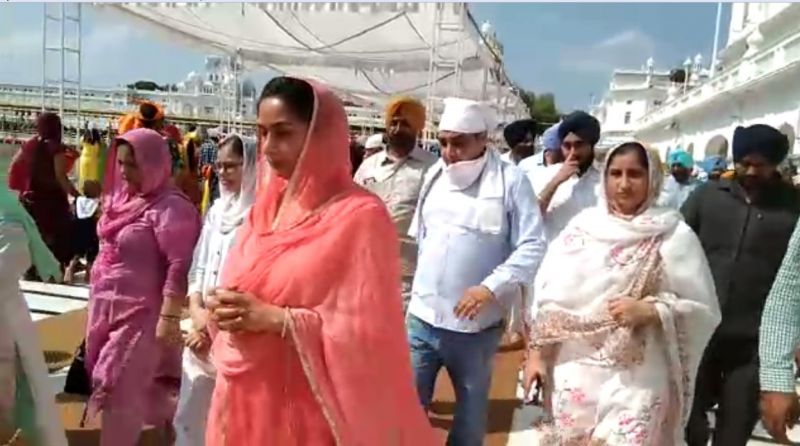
[{"xmin": 209, "ymin": 78, "xmax": 439, "ymax": 445}]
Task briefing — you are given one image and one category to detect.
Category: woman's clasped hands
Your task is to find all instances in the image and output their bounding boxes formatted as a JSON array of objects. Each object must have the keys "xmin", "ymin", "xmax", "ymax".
[{"xmin": 206, "ymin": 288, "xmax": 287, "ymax": 334}]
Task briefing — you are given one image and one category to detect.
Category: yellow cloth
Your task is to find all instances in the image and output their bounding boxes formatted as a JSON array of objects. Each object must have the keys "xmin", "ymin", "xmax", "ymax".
[
  {"xmin": 200, "ymin": 177, "xmax": 211, "ymax": 216},
  {"xmin": 78, "ymin": 142, "xmax": 101, "ymax": 188},
  {"xmin": 384, "ymin": 97, "xmax": 426, "ymax": 134}
]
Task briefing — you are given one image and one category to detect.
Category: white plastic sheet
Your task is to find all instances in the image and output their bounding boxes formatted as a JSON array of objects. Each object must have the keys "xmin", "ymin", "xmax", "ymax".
[{"xmin": 101, "ymin": 2, "xmax": 527, "ymax": 121}]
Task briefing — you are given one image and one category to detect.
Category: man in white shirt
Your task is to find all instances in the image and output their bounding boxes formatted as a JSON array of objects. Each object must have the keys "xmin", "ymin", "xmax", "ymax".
[
  {"xmin": 529, "ymin": 110, "xmax": 603, "ymax": 242},
  {"xmin": 354, "ymin": 97, "xmax": 436, "ymax": 311},
  {"xmin": 518, "ymin": 121, "xmax": 565, "ymax": 173},
  {"xmin": 658, "ymin": 149, "xmax": 701, "ymax": 209},
  {"xmin": 407, "ymin": 97, "xmax": 547, "ymax": 446}
]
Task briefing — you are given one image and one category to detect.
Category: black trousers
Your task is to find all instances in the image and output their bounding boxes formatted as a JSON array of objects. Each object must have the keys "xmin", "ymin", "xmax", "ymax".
[{"xmin": 685, "ymin": 337, "xmax": 760, "ymax": 446}]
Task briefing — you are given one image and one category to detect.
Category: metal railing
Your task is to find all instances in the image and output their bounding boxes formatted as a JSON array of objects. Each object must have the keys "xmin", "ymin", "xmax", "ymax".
[{"xmin": 636, "ymin": 30, "xmax": 800, "ymax": 130}]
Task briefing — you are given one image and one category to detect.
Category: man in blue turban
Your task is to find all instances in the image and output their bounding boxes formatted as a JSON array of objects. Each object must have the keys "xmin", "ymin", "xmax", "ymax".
[
  {"xmin": 540, "ymin": 122, "xmax": 565, "ymax": 167},
  {"xmin": 529, "ymin": 110, "xmax": 603, "ymax": 241},
  {"xmin": 658, "ymin": 149, "xmax": 700, "ymax": 209},
  {"xmin": 518, "ymin": 122, "xmax": 564, "ymax": 174},
  {"xmin": 701, "ymin": 155, "xmax": 727, "ymax": 181}
]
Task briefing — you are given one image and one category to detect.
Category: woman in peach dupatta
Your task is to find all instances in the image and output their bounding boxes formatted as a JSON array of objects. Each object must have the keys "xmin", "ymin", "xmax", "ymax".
[{"xmin": 205, "ymin": 77, "xmax": 439, "ymax": 445}]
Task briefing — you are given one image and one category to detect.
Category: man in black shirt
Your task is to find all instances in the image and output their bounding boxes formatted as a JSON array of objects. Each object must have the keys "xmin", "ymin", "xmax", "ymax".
[{"xmin": 683, "ymin": 124, "xmax": 800, "ymax": 446}]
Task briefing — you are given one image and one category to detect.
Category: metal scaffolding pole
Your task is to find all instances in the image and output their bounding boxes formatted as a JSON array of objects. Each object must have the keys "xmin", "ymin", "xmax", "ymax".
[
  {"xmin": 452, "ymin": 3, "xmax": 465, "ymax": 98},
  {"xmin": 424, "ymin": 2, "xmax": 442, "ymax": 140},
  {"xmin": 42, "ymin": 3, "xmax": 82, "ymax": 142},
  {"xmin": 41, "ymin": 3, "xmax": 47, "ymax": 111}
]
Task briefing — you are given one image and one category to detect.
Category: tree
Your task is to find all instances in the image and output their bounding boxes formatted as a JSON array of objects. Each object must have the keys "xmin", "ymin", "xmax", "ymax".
[
  {"xmin": 126, "ymin": 80, "xmax": 166, "ymax": 91},
  {"xmin": 519, "ymin": 88, "xmax": 560, "ymax": 133}
]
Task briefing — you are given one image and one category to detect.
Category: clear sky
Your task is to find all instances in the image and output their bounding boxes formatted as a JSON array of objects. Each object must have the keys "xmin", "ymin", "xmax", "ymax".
[{"xmin": 0, "ymin": 2, "xmax": 730, "ymax": 111}]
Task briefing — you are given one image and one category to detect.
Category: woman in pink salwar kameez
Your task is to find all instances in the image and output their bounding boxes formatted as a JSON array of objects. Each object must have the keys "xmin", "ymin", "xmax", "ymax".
[
  {"xmin": 204, "ymin": 76, "xmax": 439, "ymax": 445},
  {"xmin": 86, "ymin": 128, "xmax": 201, "ymax": 446}
]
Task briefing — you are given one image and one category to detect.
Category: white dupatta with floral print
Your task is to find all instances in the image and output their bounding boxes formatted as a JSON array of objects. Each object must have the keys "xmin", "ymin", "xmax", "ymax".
[{"xmin": 529, "ymin": 142, "xmax": 721, "ymax": 445}]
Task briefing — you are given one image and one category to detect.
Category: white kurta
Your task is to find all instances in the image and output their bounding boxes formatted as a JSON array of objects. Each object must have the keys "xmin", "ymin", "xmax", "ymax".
[
  {"xmin": 528, "ymin": 163, "xmax": 602, "ymax": 244},
  {"xmin": 174, "ymin": 201, "xmax": 242, "ymax": 446},
  {"xmin": 0, "ymin": 221, "xmax": 68, "ymax": 446}
]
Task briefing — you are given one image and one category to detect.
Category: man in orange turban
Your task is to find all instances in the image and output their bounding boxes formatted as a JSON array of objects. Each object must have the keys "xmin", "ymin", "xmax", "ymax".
[
  {"xmin": 118, "ymin": 101, "xmax": 165, "ymax": 135},
  {"xmin": 354, "ymin": 96, "xmax": 436, "ymax": 312},
  {"xmin": 384, "ymin": 96, "xmax": 426, "ymax": 145},
  {"xmin": 115, "ymin": 102, "xmax": 201, "ymax": 206}
]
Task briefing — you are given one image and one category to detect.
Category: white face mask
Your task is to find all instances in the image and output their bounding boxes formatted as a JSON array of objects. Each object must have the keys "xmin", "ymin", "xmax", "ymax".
[{"xmin": 443, "ymin": 151, "xmax": 488, "ymax": 190}]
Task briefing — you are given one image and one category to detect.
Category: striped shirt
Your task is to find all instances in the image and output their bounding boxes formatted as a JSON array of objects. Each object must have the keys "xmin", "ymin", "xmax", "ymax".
[{"xmin": 759, "ymin": 218, "xmax": 800, "ymax": 393}]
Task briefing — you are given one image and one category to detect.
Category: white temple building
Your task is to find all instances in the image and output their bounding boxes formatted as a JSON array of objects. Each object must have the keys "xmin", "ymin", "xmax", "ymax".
[
  {"xmin": 590, "ymin": 59, "xmax": 674, "ymax": 151},
  {"xmin": 594, "ymin": 2, "xmax": 800, "ymax": 162},
  {"xmin": 0, "ymin": 55, "xmax": 255, "ymax": 131}
]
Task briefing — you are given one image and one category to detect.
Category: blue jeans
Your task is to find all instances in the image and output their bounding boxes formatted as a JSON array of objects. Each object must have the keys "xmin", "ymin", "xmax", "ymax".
[{"xmin": 406, "ymin": 314, "xmax": 503, "ymax": 446}]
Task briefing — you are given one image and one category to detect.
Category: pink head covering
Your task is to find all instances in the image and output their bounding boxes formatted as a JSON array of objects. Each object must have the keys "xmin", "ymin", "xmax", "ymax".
[
  {"xmin": 210, "ymin": 78, "xmax": 439, "ymax": 445},
  {"xmin": 248, "ymin": 79, "xmax": 353, "ymax": 234},
  {"xmin": 98, "ymin": 128, "xmax": 180, "ymax": 241}
]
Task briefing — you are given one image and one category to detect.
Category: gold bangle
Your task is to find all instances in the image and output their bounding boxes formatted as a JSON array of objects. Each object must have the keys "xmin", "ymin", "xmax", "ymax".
[{"xmin": 160, "ymin": 314, "xmax": 181, "ymax": 321}]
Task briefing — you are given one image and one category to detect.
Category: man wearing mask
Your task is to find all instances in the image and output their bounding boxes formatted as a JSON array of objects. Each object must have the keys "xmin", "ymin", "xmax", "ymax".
[
  {"xmin": 658, "ymin": 149, "xmax": 700, "ymax": 209},
  {"xmin": 407, "ymin": 97, "xmax": 546, "ymax": 446},
  {"xmin": 683, "ymin": 124, "xmax": 800, "ymax": 446},
  {"xmin": 354, "ymin": 97, "xmax": 436, "ymax": 311},
  {"xmin": 529, "ymin": 111, "xmax": 603, "ymax": 242},
  {"xmin": 501, "ymin": 118, "xmax": 537, "ymax": 165}
]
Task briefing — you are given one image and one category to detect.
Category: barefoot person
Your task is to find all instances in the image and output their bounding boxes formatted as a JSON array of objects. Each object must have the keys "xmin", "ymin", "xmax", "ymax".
[
  {"xmin": 407, "ymin": 98, "xmax": 546, "ymax": 445},
  {"xmin": 7, "ymin": 112, "xmax": 79, "ymax": 275},
  {"xmin": 86, "ymin": 128, "xmax": 201, "ymax": 446},
  {"xmin": 354, "ymin": 97, "xmax": 436, "ymax": 312},
  {"xmin": 173, "ymin": 134, "xmax": 257, "ymax": 446},
  {"xmin": 523, "ymin": 141, "xmax": 720, "ymax": 444},
  {"xmin": 0, "ymin": 182, "xmax": 68, "ymax": 446},
  {"xmin": 205, "ymin": 77, "xmax": 438, "ymax": 445}
]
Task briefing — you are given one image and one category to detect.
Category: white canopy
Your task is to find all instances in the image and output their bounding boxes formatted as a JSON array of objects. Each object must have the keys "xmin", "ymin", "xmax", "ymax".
[{"xmin": 99, "ymin": 2, "xmax": 528, "ymax": 124}]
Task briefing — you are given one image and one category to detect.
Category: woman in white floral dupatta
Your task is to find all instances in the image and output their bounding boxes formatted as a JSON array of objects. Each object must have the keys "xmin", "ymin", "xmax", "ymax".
[{"xmin": 522, "ymin": 141, "xmax": 721, "ymax": 445}]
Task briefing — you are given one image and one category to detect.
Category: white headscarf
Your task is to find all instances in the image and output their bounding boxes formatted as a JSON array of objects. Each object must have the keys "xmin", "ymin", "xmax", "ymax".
[
  {"xmin": 215, "ymin": 134, "xmax": 258, "ymax": 234},
  {"xmin": 532, "ymin": 140, "xmax": 720, "ymax": 440},
  {"xmin": 600, "ymin": 140, "xmax": 667, "ymax": 222}
]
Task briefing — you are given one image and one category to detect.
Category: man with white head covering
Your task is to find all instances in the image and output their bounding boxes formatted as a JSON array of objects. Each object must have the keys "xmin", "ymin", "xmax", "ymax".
[
  {"xmin": 363, "ymin": 133, "xmax": 385, "ymax": 159},
  {"xmin": 355, "ymin": 97, "xmax": 436, "ymax": 312},
  {"xmin": 407, "ymin": 97, "xmax": 546, "ymax": 446}
]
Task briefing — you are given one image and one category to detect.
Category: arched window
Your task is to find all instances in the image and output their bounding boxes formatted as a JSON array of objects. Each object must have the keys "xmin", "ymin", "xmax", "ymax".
[
  {"xmin": 779, "ymin": 123, "xmax": 796, "ymax": 154},
  {"xmin": 705, "ymin": 135, "xmax": 729, "ymax": 159}
]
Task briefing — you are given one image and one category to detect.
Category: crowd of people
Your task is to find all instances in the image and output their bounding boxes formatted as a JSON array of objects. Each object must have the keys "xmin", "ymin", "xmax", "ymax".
[{"xmin": 2, "ymin": 74, "xmax": 800, "ymax": 446}]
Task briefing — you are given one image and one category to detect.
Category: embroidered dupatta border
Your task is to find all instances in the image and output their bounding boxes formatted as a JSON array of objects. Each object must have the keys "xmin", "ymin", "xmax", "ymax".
[{"xmin": 286, "ymin": 314, "xmax": 344, "ymax": 446}]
